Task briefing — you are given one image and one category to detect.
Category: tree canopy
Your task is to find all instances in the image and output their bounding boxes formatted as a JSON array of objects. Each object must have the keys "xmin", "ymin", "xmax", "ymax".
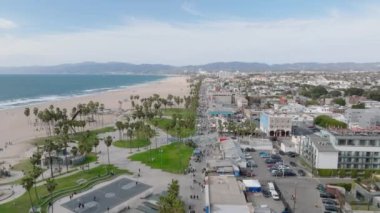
[{"xmin": 314, "ymin": 115, "xmax": 347, "ymax": 129}]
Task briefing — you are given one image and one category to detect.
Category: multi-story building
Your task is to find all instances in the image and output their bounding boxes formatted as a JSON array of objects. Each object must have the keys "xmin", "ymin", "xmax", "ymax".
[
  {"xmin": 299, "ymin": 134, "xmax": 339, "ymax": 169},
  {"xmin": 298, "ymin": 129, "xmax": 380, "ymax": 170},
  {"xmin": 260, "ymin": 111, "xmax": 292, "ymax": 137},
  {"xmin": 325, "ymin": 129, "xmax": 380, "ymax": 169}
]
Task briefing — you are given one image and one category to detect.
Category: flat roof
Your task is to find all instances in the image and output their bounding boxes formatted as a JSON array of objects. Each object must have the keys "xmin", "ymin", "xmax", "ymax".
[
  {"xmin": 208, "ymin": 176, "xmax": 247, "ymax": 205},
  {"xmin": 309, "ymin": 134, "xmax": 337, "ymax": 152}
]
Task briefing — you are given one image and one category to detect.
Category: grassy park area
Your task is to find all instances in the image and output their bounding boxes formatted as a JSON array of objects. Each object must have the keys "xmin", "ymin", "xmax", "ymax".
[
  {"xmin": 150, "ymin": 117, "xmax": 195, "ymax": 138},
  {"xmin": 0, "ymin": 165, "xmax": 130, "ymax": 213},
  {"xmin": 31, "ymin": 126, "xmax": 116, "ymax": 146},
  {"xmin": 162, "ymin": 108, "xmax": 195, "ymax": 118},
  {"xmin": 129, "ymin": 142, "xmax": 194, "ymax": 174},
  {"xmin": 113, "ymin": 138, "xmax": 150, "ymax": 148}
]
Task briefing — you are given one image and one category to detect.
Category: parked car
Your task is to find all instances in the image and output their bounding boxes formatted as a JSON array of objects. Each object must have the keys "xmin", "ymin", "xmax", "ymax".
[
  {"xmin": 320, "ymin": 192, "xmax": 335, "ymax": 199},
  {"xmin": 279, "ymin": 150, "xmax": 285, "ymax": 155},
  {"xmin": 260, "ymin": 153, "xmax": 270, "ymax": 158},
  {"xmin": 289, "ymin": 161, "xmax": 297, "ymax": 167},
  {"xmin": 324, "ymin": 205, "xmax": 339, "ymax": 212},
  {"xmin": 322, "ymin": 199, "xmax": 338, "ymax": 206},
  {"xmin": 271, "ymin": 154, "xmax": 282, "ymax": 160},
  {"xmin": 297, "ymin": 169, "xmax": 306, "ymax": 176},
  {"xmin": 270, "ymin": 190, "xmax": 280, "ymax": 200},
  {"xmin": 287, "ymin": 152, "xmax": 298, "ymax": 158},
  {"xmin": 262, "ymin": 189, "xmax": 271, "ymax": 198},
  {"xmin": 265, "ymin": 158, "xmax": 277, "ymax": 164}
]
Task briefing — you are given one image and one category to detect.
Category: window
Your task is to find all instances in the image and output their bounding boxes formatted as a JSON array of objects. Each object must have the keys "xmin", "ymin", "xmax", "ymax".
[
  {"xmin": 338, "ymin": 139, "xmax": 346, "ymax": 145},
  {"xmin": 360, "ymin": 140, "xmax": 366, "ymax": 146},
  {"xmin": 366, "ymin": 152, "xmax": 371, "ymax": 157},
  {"xmin": 370, "ymin": 140, "xmax": 376, "ymax": 146},
  {"xmin": 355, "ymin": 151, "xmax": 360, "ymax": 156},
  {"xmin": 348, "ymin": 140, "xmax": 355, "ymax": 146},
  {"xmin": 375, "ymin": 152, "xmax": 379, "ymax": 156}
]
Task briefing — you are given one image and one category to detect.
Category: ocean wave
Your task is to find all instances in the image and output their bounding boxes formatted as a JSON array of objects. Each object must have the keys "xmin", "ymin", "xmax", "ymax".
[{"xmin": 0, "ymin": 95, "xmax": 64, "ymax": 109}]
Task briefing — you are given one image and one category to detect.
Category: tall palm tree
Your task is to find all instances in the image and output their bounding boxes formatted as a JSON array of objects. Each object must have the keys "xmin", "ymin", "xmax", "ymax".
[
  {"xmin": 31, "ymin": 166, "xmax": 43, "ymax": 202},
  {"xmin": 104, "ymin": 136, "xmax": 113, "ymax": 173},
  {"xmin": 44, "ymin": 140, "xmax": 56, "ymax": 178},
  {"xmin": 115, "ymin": 121, "xmax": 124, "ymax": 140},
  {"xmin": 93, "ymin": 137, "xmax": 99, "ymax": 154},
  {"xmin": 127, "ymin": 128, "xmax": 133, "ymax": 153},
  {"xmin": 21, "ymin": 175, "xmax": 35, "ymax": 213},
  {"xmin": 46, "ymin": 178, "xmax": 57, "ymax": 213}
]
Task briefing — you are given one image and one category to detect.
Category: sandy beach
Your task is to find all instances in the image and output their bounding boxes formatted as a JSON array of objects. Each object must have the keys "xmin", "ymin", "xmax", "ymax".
[{"xmin": 0, "ymin": 76, "xmax": 189, "ymax": 165}]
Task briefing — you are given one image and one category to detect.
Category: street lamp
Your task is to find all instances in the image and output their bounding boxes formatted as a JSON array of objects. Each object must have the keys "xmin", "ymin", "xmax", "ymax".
[{"xmin": 293, "ymin": 182, "xmax": 298, "ymax": 213}]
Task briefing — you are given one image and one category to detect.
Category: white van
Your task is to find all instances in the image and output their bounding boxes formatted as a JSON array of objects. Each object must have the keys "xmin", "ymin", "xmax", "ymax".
[
  {"xmin": 268, "ymin": 182, "xmax": 275, "ymax": 191},
  {"xmin": 270, "ymin": 190, "xmax": 280, "ymax": 200}
]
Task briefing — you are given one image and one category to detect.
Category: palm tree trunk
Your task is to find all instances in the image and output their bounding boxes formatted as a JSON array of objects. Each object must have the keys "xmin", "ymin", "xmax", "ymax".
[
  {"xmin": 49, "ymin": 153, "xmax": 54, "ymax": 178},
  {"xmin": 28, "ymin": 191, "xmax": 35, "ymax": 213},
  {"xmin": 33, "ymin": 182, "xmax": 39, "ymax": 202},
  {"xmin": 107, "ymin": 147, "xmax": 110, "ymax": 173}
]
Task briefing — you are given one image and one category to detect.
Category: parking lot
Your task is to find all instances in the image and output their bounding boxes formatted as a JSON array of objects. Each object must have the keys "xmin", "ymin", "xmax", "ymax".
[{"xmin": 244, "ymin": 149, "xmax": 325, "ymax": 213}]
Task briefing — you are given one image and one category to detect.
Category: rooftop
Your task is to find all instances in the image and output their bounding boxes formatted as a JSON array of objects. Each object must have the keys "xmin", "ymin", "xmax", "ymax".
[
  {"xmin": 309, "ymin": 134, "xmax": 337, "ymax": 152},
  {"xmin": 208, "ymin": 176, "xmax": 247, "ymax": 205}
]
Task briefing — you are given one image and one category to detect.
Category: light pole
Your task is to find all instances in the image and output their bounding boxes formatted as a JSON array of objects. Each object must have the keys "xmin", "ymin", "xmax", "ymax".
[{"xmin": 293, "ymin": 182, "xmax": 298, "ymax": 213}]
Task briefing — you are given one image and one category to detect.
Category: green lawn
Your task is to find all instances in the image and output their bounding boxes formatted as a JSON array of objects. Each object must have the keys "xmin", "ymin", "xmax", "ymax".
[
  {"xmin": 162, "ymin": 108, "xmax": 194, "ymax": 117},
  {"xmin": 76, "ymin": 153, "xmax": 98, "ymax": 166},
  {"xmin": 150, "ymin": 118, "xmax": 195, "ymax": 138},
  {"xmin": 113, "ymin": 138, "xmax": 150, "ymax": 148},
  {"xmin": 0, "ymin": 165, "xmax": 130, "ymax": 213},
  {"xmin": 32, "ymin": 126, "xmax": 116, "ymax": 146},
  {"xmin": 129, "ymin": 142, "xmax": 194, "ymax": 174},
  {"xmin": 13, "ymin": 159, "xmax": 34, "ymax": 173}
]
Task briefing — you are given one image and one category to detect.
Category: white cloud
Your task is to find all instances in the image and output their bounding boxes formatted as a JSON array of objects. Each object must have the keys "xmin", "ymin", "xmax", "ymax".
[
  {"xmin": 0, "ymin": 18, "xmax": 17, "ymax": 29},
  {"xmin": 181, "ymin": 1, "xmax": 204, "ymax": 17},
  {"xmin": 1, "ymin": 11, "xmax": 380, "ymax": 66}
]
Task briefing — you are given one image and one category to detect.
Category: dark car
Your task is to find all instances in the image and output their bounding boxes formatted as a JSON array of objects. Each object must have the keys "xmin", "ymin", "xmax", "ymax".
[
  {"xmin": 324, "ymin": 205, "xmax": 339, "ymax": 212},
  {"xmin": 322, "ymin": 199, "xmax": 338, "ymax": 206},
  {"xmin": 262, "ymin": 189, "xmax": 271, "ymax": 198},
  {"xmin": 297, "ymin": 169, "xmax": 306, "ymax": 176},
  {"xmin": 279, "ymin": 150, "xmax": 285, "ymax": 155},
  {"xmin": 271, "ymin": 154, "xmax": 282, "ymax": 160},
  {"xmin": 288, "ymin": 152, "xmax": 298, "ymax": 158},
  {"xmin": 320, "ymin": 192, "xmax": 335, "ymax": 199},
  {"xmin": 289, "ymin": 161, "xmax": 297, "ymax": 167},
  {"xmin": 284, "ymin": 170, "xmax": 297, "ymax": 176},
  {"xmin": 265, "ymin": 158, "xmax": 277, "ymax": 164}
]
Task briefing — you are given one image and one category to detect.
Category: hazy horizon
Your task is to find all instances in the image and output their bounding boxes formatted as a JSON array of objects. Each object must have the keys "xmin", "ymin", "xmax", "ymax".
[{"xmin": 1, "ymin": 0, "xmax": 380, "ymax": 66}]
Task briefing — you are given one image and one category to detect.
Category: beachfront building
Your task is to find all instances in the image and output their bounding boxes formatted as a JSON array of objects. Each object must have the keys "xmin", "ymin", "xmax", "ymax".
[{"xmin": 259, "ymin": 111, "xmax": 292, "ymax": 137}]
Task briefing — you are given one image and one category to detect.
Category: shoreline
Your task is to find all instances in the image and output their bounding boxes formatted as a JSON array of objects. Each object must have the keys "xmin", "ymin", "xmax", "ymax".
[
  {"xmin": 0, "ymin": 74, "xmax": 171, "ymax": 110},
  {"xmin": 0, "ymin": 75, "xmax": 189, "ymax": 166}
]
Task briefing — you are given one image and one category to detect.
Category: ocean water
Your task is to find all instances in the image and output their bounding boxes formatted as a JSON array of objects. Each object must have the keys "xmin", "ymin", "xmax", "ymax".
[{"xmin": 0, "ymin": 74, "xmax": 166, "ymax": 109}]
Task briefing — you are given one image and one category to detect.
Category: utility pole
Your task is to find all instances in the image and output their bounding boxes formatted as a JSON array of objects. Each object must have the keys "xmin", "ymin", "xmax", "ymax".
[{"xmin": 293, "ymin": 182, "xmax": 298, "ymax": 213}]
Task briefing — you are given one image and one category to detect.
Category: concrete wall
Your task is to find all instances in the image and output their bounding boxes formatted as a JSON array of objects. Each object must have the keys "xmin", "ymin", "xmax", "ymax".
[{"xmin": 316, "ymin": 152, "xmax": 339, "ymax": 169}]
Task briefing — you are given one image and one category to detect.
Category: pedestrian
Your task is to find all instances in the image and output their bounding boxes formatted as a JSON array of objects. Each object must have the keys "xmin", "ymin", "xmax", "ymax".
[
  {"xmin": 136, "ymin": 181, "xmax": 138, "ymax": 185},
  {"xmin": 93, "ymin": 196, "xmax": 96, "ymax": 201}
]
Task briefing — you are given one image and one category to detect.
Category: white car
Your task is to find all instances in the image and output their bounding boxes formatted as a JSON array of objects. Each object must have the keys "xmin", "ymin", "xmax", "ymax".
[{"xmin": 270, "ymin": 190, "xmax": 280, "ymax": 200}]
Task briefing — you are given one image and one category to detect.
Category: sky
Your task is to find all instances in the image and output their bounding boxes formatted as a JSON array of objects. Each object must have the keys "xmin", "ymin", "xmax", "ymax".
[{"xmin": 0, "ymin": 0, "xmax": 380, "ymax": 66}]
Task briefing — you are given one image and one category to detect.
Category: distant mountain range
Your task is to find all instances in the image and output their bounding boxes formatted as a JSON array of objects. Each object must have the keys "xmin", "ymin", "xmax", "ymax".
[{"xmin": 0, "ymin": 61, "xmax": 380, "ymax": 74}]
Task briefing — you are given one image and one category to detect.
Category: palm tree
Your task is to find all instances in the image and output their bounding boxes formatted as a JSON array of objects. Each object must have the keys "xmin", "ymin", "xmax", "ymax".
[
  {"xmin": 24, "ymin": 107, "xmax": 30, "ymax": 124},
  {"xmin": 44, "ymin": 140, "xmax": 56, "ymax": 178},
  {"xmin": 22, "ymin": 175, "xmax": 36, "ymax": 213},
  {"xmin": 93, "ymin": 137, "xmax": 99, "ymax": 154},
  {"xmin": 45, "ymin": 178, "xmax": 57, "ymax": 213},
  {"xmin": 31, "ymin": 166, "xmax": 43, "ymax": 202},
  {"xmin": 127, "ymin": 128, "xmax": 133, "ymax": 153},
  {"xmin": 115, "ymin": 121, "xmax": 124, "ymax": 140},
  {"xmin": 104, "ymin": 136, "xmax": 113, "ymax": 173}
]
